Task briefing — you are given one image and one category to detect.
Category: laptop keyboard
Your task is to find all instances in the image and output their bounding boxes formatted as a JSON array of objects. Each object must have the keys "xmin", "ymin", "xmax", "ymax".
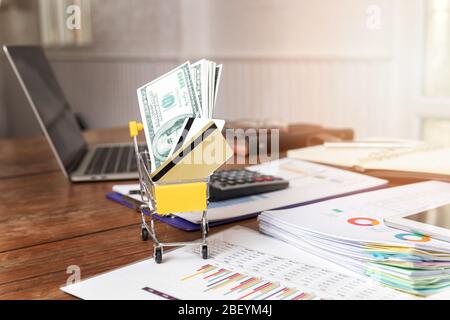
[{"xmin": 84, "ymin": 145, "xmax": 146, "ymax": 175}]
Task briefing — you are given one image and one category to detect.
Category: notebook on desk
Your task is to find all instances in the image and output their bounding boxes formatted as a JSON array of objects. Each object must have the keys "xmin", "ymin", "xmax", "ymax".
[{"xmin": 288, "ymin": 144, "xmax": 450, "ymax": 181}]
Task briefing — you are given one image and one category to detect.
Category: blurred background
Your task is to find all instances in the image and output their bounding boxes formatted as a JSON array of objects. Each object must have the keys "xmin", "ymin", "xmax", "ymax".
[{"xmin": 1, "ymin": 0, "xmax": 450, "ymax": 143}]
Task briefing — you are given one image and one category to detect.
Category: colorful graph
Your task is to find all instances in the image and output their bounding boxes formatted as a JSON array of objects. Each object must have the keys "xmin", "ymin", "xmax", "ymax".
[
  {"xmin": 181, "ymin": 264, "xmax": 314, "ymax": 300},
  {"xmin": 395, "ymin": 233, "xmax": 431, "ymax": 243},
  {"xmin": 347, "ymin": 217, "xmax": 380, "ymax": 226}
]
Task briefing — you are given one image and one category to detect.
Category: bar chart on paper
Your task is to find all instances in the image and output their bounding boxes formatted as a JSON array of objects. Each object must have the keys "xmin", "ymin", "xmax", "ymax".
[
  {"xmin": 180, "ymin": 264, "xmax": 313, "ymax": 300},
  {"xmin": 137, "ymin": 237, "xmax": 407, "ymax": 300},
  {"xmin": 138, "ymin": 240, "xmax": 315, "ymax": 300},
  {"xmin": 62, "ymin": 227, "xmax": 410, "ymax": 300}
]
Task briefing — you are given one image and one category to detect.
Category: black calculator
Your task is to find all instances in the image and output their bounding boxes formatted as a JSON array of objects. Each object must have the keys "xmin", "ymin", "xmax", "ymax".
[{"xmin": 209, "ymin": 169, "xmax": 289, "ymax": 202}]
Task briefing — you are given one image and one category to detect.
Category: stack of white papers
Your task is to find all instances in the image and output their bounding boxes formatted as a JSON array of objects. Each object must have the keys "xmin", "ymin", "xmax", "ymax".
[{"xmin": 259, "ymin": 181, "xmax": 450, "ymax": 296}]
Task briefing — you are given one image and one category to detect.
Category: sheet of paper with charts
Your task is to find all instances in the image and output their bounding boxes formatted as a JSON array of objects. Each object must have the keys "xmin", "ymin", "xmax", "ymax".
[{"xmin": 62, "ymin": 226, "xmax": 410, "ymax": 300}]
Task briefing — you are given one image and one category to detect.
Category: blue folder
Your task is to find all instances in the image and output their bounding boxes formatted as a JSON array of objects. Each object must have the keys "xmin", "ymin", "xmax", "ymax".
[
  {"xmin": 107, "ymin": 181, "xmax": 387, "ymax": 232},
  {"xmin": 106, "ymin": 192, "xmax": 258, "ymax": 232}
]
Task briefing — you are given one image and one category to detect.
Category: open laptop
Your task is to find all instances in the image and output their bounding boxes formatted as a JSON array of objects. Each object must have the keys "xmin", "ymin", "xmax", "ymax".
[{"xmin": 3, "ymin": 45, "xmax": 143, "ymax": 182}]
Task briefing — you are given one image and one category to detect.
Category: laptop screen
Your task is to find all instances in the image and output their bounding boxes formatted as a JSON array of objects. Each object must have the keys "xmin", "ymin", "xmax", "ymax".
[{"xmin": 4, "ymin": 46, "xmax": 87, "ymax": 174}]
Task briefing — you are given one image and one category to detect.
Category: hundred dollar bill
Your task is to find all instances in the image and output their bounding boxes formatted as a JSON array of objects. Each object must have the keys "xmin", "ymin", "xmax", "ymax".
[
  {"xmin": 208, "ymin": 61, "xmax": 216, "ymax": 118},
  {"xmin": 137, "ymin": 62, "xmax": 201, "ymax": 171},
  {"xmin": 191, "ymin": 59, "xmax": 209, "ymax": 118}
]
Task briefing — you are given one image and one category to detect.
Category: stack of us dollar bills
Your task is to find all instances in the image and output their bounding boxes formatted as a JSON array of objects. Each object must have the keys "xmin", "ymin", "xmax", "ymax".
[{"xmin": 136, "ymin": 60, "xmax": 223, "ymax": 172}]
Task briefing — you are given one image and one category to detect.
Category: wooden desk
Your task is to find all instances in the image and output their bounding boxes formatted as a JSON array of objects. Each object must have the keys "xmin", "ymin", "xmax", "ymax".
[{"xmin": 0, "ymin": 128, "xmax": 419, "ymax": 299}]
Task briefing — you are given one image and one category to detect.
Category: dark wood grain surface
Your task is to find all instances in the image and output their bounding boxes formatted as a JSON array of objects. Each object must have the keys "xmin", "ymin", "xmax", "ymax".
[
  {"xmin": 0, "ymin": 135, "xmax": 59, "ymax": 179},
  {"xmin": 0, "ymin": 128, "xmax": 415, "ymax": 300},
  {"xmin": 0, "ymin": 128, "xmax": 260, "ymax": 299}
]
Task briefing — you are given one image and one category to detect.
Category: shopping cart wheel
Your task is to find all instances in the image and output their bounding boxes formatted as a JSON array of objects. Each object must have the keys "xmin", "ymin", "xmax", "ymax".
[
  {"xmin": 202, "ymin": 245, "xmax": 208, "ymax": 259},
  {"xmin": 141, "ymin": 228, "xmax": 149, "ymax": 241},
  {"xmin": 154, "ymin": 247, "xmax": 162, "ymax": 264}
]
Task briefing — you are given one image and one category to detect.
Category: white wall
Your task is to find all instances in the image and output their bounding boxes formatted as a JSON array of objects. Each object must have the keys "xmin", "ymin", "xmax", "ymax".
[
  {"xmin": 178, "ymin": 0, "xmax": 400, "ymax": 137},
  {"xmin": 3, "ymin": 0, "xmax": 425, "ymax": 139},
  {"xmin": 67, "ymin": 0, "xmax": 182, "ymax": 57},
  {"xmin": 45, "ymin": 0, "xmax": 182, "ymax": 131},
  {"xmin": 48, "ymin": 0, "xmax": 398, "ymax": 137},
  {"xmin": 0, "ymin": 0, "xmax": 42, "ymax": 137},
  {"xmin": 182, "ymin": 0, "xmax": 393, "ymax": 58}
]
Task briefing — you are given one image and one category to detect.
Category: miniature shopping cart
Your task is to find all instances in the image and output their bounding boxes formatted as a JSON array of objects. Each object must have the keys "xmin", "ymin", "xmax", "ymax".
[{"xmin": 129, "ymin": 121, "xmax": 209, "ymax": 264}]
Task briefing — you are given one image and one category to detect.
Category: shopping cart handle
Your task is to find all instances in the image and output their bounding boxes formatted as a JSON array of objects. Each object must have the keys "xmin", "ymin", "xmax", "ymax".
[{"xmin": 129, "ymin": 121, "xmax": 144, "ymax": 138}]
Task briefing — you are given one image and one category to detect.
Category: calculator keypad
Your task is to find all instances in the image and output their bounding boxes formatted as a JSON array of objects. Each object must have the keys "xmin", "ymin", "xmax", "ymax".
[{"xmin": 209, "ymin": 169, "xmax": 289, "ymax": 202}]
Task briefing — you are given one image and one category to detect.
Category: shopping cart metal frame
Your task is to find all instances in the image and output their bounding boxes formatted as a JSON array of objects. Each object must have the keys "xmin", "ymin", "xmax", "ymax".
[{"xmin": 129, "ymin": 121, "xmax": 209, "ymax": 264}]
